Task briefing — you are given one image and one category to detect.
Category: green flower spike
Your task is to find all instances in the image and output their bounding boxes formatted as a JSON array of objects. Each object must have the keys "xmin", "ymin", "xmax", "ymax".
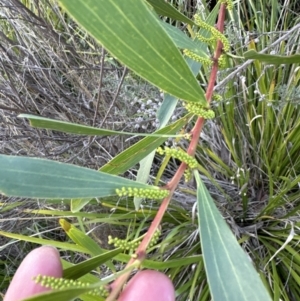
[
  {"xmin": 184, "ymin": 168, "xmax": 193, "ymax": 182},
  {"xmin": 108, "ymin": 235, "xmax": 140, "ymax": 250},
  {"xmin": 194, "ymin": 33, "xmax": 216, "ymax": 46},
  {"xmin": 212, "ymin": 93, "xmax": 223, "ymax": 101},
  {"xmin": 34, "ymin": 275, "xmax": 109, "ymax": 298},
  {"xmin": 115, "ymin": 187, "xmax": 169, "ymax": 199},
  {"xmin": 108, "ymin": 229, "xmax": 161, "ymax": 251},
  {"xmin": 194, "ymin": 14, "xmax": 230, "ymax": 52},
  {"xmin": 183, "ymin": 49, "xmax": 212, "ymax": 66},
  {"xmin": 218, "ymin": 54, "xmax": 227, "ymax": 68},
  {"xmin": 183, "ymin": 102, "xmax": 215, "ymax": 119},
  {"xmin": 149, "ymin": 228, "xmax": 161, "ymax": 248},
  {"xmin": 157, "ymin": 147, "xmax": 198, "ymax": 169},
  {"xmin": 219, "ymin": 0, "xmax": 233, "ymax": 10}
]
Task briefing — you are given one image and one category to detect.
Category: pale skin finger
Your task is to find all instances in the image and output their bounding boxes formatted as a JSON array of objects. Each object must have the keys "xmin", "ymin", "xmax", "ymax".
[
  {"xmin": 4, "ymin": 247, "xmax": 175, "ymax": 301},
  {"xmin": 4, "ymin": 246, "xmax": 63, "ymax": 301},
  {"xmin": 118, "ymin": 270, "xmax": 175, "ymax": 301}
]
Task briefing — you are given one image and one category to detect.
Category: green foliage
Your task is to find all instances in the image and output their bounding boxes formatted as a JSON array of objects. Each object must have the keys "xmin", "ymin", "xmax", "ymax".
[
  {"xmin": 100, "ymin": 114, "xmax": 192, "ymax": 175},
  {"xmin": 244, "ymin": 49, "xmax": 300, "ymax": 64},
  {"xmin": 195, "ymin": 171, "xmax": 271, "ymax": 301},
  {"xmin": 19, "ymin": 114, "xmax": 185, "ymax": 138},
  {"xmin": 58, "ymin": 0, "xmax": 207, "ymax": 105},
  {"xmin": 1, "ymin": 0, "xmax": 300, "ymax": 300},
  {"xmin": 0, "ymin": 155, "xmax": 153, "ymax": 199}
]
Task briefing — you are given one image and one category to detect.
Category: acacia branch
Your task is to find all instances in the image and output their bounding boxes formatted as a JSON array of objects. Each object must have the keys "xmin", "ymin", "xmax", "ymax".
[{"xmin": 106, "ymin": 4, "xmax": 227, "ymax": 301}]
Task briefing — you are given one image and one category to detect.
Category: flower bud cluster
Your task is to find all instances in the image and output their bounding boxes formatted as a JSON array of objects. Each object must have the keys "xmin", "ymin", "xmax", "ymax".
[
  {"xmin": 212, "ymin": 93, "xmax": 223, "ymax": 101},
  {"xmin": 219, "ymin": 0, "xmax": 233, "ymax": 10},
  {"xmin": 108, "ymin": 235, "xmax": 139, "ymax": 250},
  {"xmin": 34, "ymin": 275, "xmax": 108, "ymax": 297},
  {"xmin": 218, "ymin": 54, "xmax": 227, "ymax": 68},
  {"xmin": 194, "ymin": 14, "xmax": 230, "ymax": 52},
  {"xmin": 108, "ymin": 229, "xmax": 161, "ymax": 251},
  {"xmin": 183, "ymin": 49, "xmax": 212, "ymax": 66},
  {"xmin": 194, "ymin": 33, "xmax": 216, "ymax": 46},
  {"xmin": 184, "ymin": 133, "xmax": 192, "ymax": 140},
  {"xmin": 183, "ymin": 102, "xmax": 215, "ymax": 119},
  {"xmin": 184, "ymin": 168, "xmax": 193, "ymax": 182},
  {"xmin": 157, "ymin": 147, "xmax": 198, "ymax": 169},
  {"xmin": 115, "ymin": 187, "xmax": 169, "ymax": 199},
  {"xmin": 149, "ymin": 228, "xmax": 161, "ymax": 247}
]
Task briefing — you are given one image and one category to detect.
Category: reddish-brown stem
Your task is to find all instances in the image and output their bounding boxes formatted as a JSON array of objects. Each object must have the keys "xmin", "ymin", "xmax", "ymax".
[{"xmin": 106, "ymin": 4, "xmax": 227, "ymax": 301}]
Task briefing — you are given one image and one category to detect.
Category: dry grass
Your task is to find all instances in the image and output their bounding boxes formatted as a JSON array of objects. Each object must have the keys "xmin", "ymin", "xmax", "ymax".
[{"xmin": 0, "ymin": 0, "xmax": 158, "ymax": 165}]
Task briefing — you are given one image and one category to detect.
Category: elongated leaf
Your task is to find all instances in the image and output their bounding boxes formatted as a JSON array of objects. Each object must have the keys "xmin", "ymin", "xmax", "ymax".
[
  {"xmin": 19, "ymin": 114, "xmax": 183, "ymax": 138},
  {"xmin": 59, "ymin": 0, "xmax": 206, "ymax": 105},
  {"xmin": 63, "ymin": 249, "xmax": 122, "ymax": 279},
  {"xmin": 100, "ymin": 114, "xmax": 192, "ymax": 175},
  {"xmin": 59, "ymin": 219, "xmax": 116, "ymax": 271},
  {"xmin": 244, "ymin": 50, "xmax": 300, "ymax": 64},
  {"xmin": 0, "ymin": 230, "xmax": 90, "ymax": 254},
  {"xmin": 146, "ymin": 0, "xmax": 195, "ymax": 25},
  {"xmin": 0, "ymin": 155, "xmax": 156, "ymax": 199},
  {"xmin": 59, "ymin": 219, "xmax": 104, "ymax": 255},
  {"xmin": 113, "ymin": 253, "xmax": 203, "ymax": 270},
  {"xmin": 194, "ymin": 171, "xmax": 272, "ymax": 301}
]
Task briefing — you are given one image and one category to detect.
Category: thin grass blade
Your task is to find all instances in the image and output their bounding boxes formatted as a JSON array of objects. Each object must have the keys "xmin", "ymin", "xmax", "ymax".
[
  {"xmin": 19, "ymin": 114, "xmax": 184, "ymax": 138},
  {"xmin": 245, "ymin": 50, "xmax": 300, "ymax": 64},
  {"xmin": 0, "ymin": 230, "xmax": 90, "ymax": 254}
]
